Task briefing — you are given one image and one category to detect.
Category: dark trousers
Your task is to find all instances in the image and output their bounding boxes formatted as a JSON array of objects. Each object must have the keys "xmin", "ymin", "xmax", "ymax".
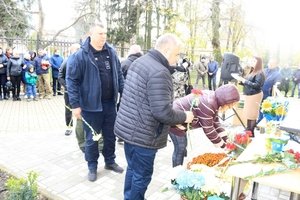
[
  {"xmin": 82, "ymin": 101, "xmax": 117, "ymax": 171},
  {"xmin": 194, "ymin": 74, "xmax": 206, "ymax": 89},
  {"xmin": 64, "ymin": 92, "xmax": 73, "ymax": 127},
  {"xmin": 124, "ymin": 142, "xmax": 157, "ymax": 200},
  {"xmin": 52, "ymin": 77, "xmax": 61, "ymax": 94},
  {"xmin": 10, "ymin": 75, "xmax": 22, "ymax": 98},
  {"xmin": 208, "ymin": 75, "xmax": 216, "ymax": 91},
  {"xmin": 169, "ymin": 132, "xmax": 187, "ymax": 167},
  {"xmin": 0, "ymin": 74, "xmax": 7, "ymax": 97},
  {"xmin": 280, "ymin": 79, "xmax": 290, "ymax": 97},
  {"xmin": 291, "ymin": 82, "xmax": 300, "ymax": 98}
]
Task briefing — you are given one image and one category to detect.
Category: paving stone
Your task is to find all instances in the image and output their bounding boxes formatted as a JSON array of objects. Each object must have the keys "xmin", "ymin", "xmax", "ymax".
[{"xmin": 0, "ymin": 95, "xmax": 299, "ymax": 200}]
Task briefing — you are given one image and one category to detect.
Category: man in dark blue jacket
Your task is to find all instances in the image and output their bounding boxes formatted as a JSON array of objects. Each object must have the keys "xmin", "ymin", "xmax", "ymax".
[
  {"xmin": 207, "ymin": 56, "xmax": 218, "ymax": 91},
  {"xmin": 50, "ymin": 49, "xmax": 64, "ymax": 96},
  {"xmin": 66, "ymin": 22, "xmax": 124, "ymax": 182}
]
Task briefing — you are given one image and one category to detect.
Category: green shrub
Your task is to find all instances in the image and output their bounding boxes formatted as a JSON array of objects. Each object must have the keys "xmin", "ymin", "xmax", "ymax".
[{"xmin": 5, "ymin": 171, "xmax": 38, "ymax": 200}]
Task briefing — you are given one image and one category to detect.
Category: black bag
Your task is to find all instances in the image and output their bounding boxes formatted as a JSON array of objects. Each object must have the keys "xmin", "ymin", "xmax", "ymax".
[
  {"xmin": 184, "ymin": 84, "xmax": 193, "ymax": 95},
  {"xmin": 5, "ymin": 81, "xmax": 14, "ymax": 91},
  {"xmin": 184, "ymin": 70, "xmax": 193, "ymax": 95}
]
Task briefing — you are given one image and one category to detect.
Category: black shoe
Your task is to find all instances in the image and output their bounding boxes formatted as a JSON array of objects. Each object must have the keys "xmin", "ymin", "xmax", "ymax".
[
  {"xmin": 57, "ymin": 92, "xmax": 63, "ymax": 95},
  {"xmin": 88, "ymin": 170, "xmax": 97, "ymax": 182},
  {"xmin": 13, "ymin": 97, "xmax": 17, "ymax": 101},
  {"xmin": 105, "ymin": 163, "xmax": 124, "ymax": 173},
  {"xmin": 16, "ymin": 97, "xmax": 21, "ymax": 101},
  {"xmin": 4, "ymin": 96, "xmax": 8, "ymax": 100},
  {"xmin": 65, "ymin": 130, "xmax": 72, "ymax": 136},
  {"xmin": 53, "ymin": 93, "xmax": 56, "ymax": 96}
]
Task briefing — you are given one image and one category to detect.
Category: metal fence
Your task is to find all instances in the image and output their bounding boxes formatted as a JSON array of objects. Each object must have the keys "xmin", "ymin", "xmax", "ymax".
[
  {"xmin": 0, "ymin": 37, "xmax": 76, "ymax": 56},
  {"xmin": 0, "ymin": 37, "xmax": 131, "ymax": 58}
]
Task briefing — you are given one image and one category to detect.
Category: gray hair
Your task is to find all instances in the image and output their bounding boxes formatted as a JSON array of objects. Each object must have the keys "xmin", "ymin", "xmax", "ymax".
[
  {"xmin": 154, "ymin": 33, "xmax": 182, "ymax": 50},
  {"xmin": 128, "ymin": 44, "xmax": 143, "ymax": 55}
]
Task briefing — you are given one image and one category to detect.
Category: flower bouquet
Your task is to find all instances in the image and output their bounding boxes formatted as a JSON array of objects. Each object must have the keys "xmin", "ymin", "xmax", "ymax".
[
  {"xmin": 261, "ymin": 97, "xmax": 289, "ymax": 122},
  {"xmin": 171, "ymin": 165, "xmax": 230, "ymax": 200},
  {"xmin": 225, "ymin": 130, "xmax": 252, "ymax": 158}
]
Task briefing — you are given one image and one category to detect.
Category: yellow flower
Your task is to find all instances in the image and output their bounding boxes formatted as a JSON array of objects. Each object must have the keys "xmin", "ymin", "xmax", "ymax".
[
  {"xmin": 261, "ymin": 100, "xmax": 272, "ymax": 111},
  {"xmin": 275, "ymin": 105, "xmax": 286, "ymax": 116}
]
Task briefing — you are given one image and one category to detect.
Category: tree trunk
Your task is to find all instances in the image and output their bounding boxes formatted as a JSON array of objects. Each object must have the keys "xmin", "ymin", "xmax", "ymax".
[
  {"xmin": 37, "ymin": 0, "xmax": 44, "ymax": 50},
  {"xmin": 211, "ymin": 0, "xmax": 222, "ymax": 65},
  {"xmin": 146, "ymin": 0, "xmax": 153, "ymax": 49}
]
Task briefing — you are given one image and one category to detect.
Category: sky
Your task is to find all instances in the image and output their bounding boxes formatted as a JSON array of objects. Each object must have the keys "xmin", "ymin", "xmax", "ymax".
[{"xmin": 242, "ymin": 0, "xmax": 300, "ymax": 59}]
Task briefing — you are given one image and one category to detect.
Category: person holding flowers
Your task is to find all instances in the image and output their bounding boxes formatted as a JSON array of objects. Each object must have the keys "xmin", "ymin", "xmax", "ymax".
[
  {"xmin": 235, "ymin": 57, "xmax": 265, "ymax": 136},
  {"xmin": 114, "ymin": 33, "xmax": 194, "ymax": 200},
  {"xmin": 170, "ymin": 84, "xmax": 240, "ymax": 167}
]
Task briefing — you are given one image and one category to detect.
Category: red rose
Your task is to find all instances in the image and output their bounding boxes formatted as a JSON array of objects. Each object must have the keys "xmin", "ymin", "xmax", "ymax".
[{"xmin": 191, "ymin": 89, "xmax": 203, "ymax": 96}]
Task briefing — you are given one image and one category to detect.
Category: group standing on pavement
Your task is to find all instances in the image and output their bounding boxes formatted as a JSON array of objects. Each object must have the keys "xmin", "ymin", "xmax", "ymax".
[{"xmin": 3, "ymin": 18, "xmax": 300, "ymax": 200}]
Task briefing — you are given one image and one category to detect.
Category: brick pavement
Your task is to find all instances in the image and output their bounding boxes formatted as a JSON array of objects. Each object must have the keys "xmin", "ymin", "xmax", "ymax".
[{"xmin": 0, "ymin": 95, "xmax": 296, "ymax": 200}]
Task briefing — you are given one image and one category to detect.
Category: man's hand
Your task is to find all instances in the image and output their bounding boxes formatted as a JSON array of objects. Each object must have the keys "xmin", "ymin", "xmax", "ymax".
[
  {"xmin": 184, "ymin": 111, "xmax": 194, "ymax": 123},
  {"xmin": 73, "ymin": 107, "xmax": 82, "ymax": 119}
]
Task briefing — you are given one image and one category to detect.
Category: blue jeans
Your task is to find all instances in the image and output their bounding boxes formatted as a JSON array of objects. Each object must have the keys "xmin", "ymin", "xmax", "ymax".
[
  {"xmin": 26, "ymin": 84, "xmax": 37, "ymax": 97},
  {"xmin": 208, "ymin": 75, "xmax": 216, "ymax": 91},
  {"xmin": 124, "ymin": 143, "xmax": 157, "ymax": 200},
  {"xmin": 82, "ymin": 101, "xmax": 117, "ymax": 172},
  {"xmin": 169, "ymin": 132, "xmax": 187, "ymax": 167}
]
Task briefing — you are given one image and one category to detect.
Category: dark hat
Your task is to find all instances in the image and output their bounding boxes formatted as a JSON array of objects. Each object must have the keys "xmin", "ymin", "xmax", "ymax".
[{"xmin": 215, "ymin": 84, "xmax": 240, "ymax": 106}]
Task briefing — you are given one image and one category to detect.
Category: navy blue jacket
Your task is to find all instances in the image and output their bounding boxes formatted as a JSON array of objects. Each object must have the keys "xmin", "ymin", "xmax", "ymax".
[
  {"xmin": 50, "ymin": 54, "xmax": 64, "ymax": 78},
  {"xmin": 66, "ymin": 37, "xmax": 124, "ymax": 112},
  {"xmin": 207, "ymin": 60, "xmax": 218, "ymax": 76},
  {"xmin": 262, "ymin": 67, "xmax": 281, "ymax": 99},
  {"xmin": 34, "ymin": 54, "xmax": 50, "ymax": 75}
]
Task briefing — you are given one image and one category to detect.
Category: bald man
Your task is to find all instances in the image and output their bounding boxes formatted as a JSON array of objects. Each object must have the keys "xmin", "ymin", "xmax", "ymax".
[
  {"xmin": 114, "ymin": 33, "xmax": 194, "ymax": 200},
  {"xmin": 66, "ymin": 23, "xmax": 124, "ymax": 182}
]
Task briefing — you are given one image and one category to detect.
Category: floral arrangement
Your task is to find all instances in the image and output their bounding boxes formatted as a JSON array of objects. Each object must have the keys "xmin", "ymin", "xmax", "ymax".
[
  {"xmin": 170, "ymin": 165, "xmax": 230, "ymax": 200},
  {"xmin": 261, "ymin": 97, "xmax": 289, "ymax": 121},
  {"xmin": 225, "ymin": 130, "xmax": 252, "ymax": 158},
  {"xmin": 187, "ymin": 153, "xmax": 228, "ymax": 168},
  {"xmin": 228, "ymin": 149, "xmax": 300, "ymax": 180}
]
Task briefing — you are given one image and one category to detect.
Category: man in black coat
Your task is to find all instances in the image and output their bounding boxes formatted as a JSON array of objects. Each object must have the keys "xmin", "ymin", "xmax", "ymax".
[
  {"xmin": 114, "ymin": 33, "xmax": 194, "ymax": 200},
  {"xmin": 121, "ymin": 44, "xmax": 143, "ymax": 79}
]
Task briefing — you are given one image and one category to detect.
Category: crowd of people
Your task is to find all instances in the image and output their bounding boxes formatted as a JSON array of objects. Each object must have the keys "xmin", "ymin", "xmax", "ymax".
[
  {"xmin": 0, "ymin": 46, "xmax": 67, "ymax": 101},
  {"xmin": 2, "ymin": 21, "xmax": 300, "ymax": 200}
]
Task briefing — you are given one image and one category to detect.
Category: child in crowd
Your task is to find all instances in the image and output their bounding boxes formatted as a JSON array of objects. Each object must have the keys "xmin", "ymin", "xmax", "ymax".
[{"xmin": 25, "ymin": 65, "xmax": 38, "ymax": 101}]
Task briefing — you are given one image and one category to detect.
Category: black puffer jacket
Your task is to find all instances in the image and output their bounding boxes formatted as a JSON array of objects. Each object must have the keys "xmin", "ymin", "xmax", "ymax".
[{"xmin": 114, "ymin": 49, "xmax": 186, "ymax": 149}]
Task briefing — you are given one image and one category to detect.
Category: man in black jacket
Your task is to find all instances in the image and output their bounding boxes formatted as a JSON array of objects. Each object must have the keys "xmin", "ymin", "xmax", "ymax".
[
  {"xmin": 58, "ymin": 43, "xmax": 80, "ymax": 136},
  {"xmin": 121, "ymin": 44, "xmax": 143, "ymax": 79},
  {"xmin": 114, "ymin": 33, "xmax": 194, "ymax": 200}
]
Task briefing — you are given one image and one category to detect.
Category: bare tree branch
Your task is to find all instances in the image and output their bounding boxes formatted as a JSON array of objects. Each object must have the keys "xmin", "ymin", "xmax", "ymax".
[
  {"xmin": 41, "ymin": 12, "xmax": 93, "ymax": 48},
  {"xmin": 0, "ymin": 0, "xmax": 37, "ymax": 31}
]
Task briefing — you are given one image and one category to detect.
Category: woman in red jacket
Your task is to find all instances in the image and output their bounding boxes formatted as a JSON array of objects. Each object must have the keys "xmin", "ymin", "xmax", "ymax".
[{"xmin": 169, "ymin": 84, "xmax": 240, "ymax": 167}]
